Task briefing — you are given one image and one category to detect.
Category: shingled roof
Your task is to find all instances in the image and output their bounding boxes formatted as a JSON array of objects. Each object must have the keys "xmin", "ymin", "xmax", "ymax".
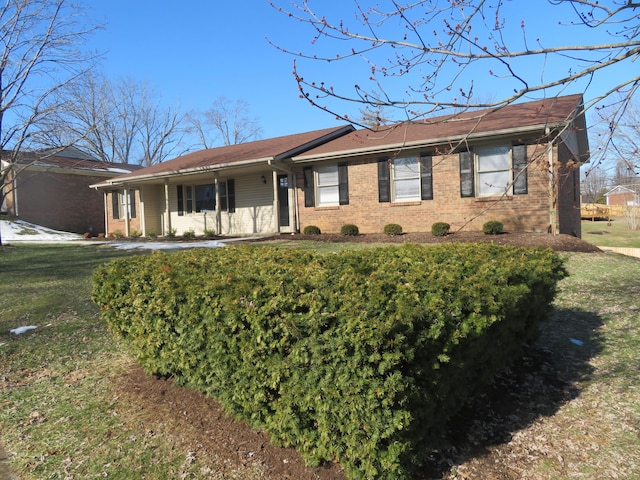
[
  {"xmin": 293, "ymin": 94, "xmax": 586, "ymax": 161},
  {"xmin": 95, "ymin": 125, "xmax": 355, "ymax": 186}
]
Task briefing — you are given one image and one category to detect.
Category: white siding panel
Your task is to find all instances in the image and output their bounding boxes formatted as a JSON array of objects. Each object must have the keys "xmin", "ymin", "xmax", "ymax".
[
  {"xmin": 141, "ymin": 185, "xmax": 163, "ymax": 236},
  {"xmin": 167, "ymin": 173, "xmax": 276, "ymax": 236}
]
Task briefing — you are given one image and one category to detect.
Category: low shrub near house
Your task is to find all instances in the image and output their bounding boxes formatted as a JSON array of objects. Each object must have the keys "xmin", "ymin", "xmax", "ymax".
[
  {"xmin": 383, "ymin": 223, "xmax": 403, "ymax": 236},
  {"xmin": 483, "ymin": 220, "xmax": 505, "ymax": 235},
  {"xmin": 431, "ymin": 222, "xmax": 450, "ymax": 237},
  {"xmin": 341, "ymin": 223, "xmax": 359, "ymax": 236},
  {"xmin": 303, "ymin": 225, "xmax": 321, "ymax": 235},
  {"xmin": 111, "ymin": 230, "xmax": 125, "ymax": 239},
  {"xmin": 92, "ymin": 244, "xmax": 566, "ymax": 480},
  {"xmin": 130, "ymin": 229, "xmax": 142, "ymax": 238},
  {"xmin": 182, "ymin": 229, "xmax": 196, "ymax": 239},
  {"xmin": 203, "ymin": 229, "xmax": 217, "ymax": 238}
]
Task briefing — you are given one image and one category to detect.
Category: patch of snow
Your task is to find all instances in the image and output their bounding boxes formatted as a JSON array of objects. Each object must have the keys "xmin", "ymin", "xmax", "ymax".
[
  {"xmin": 0, "ymin": 219, "xmax": 82, "ymax": 242},
  {"xmin": 9, "ymin": 325, "xmax": 37, "ymax": 335},
  {"xmin": 110, "ymin": 240, "xmax": 225, "ymax": 250},
  {"xmin": 107, "ymin": 167, "xmax": 134, "ymax": 174}
]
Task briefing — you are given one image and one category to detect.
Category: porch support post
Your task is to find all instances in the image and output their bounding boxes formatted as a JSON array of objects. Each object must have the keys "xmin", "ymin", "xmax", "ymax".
[
  {"xmin": 163, "ymin": 179, "xmax": 171, "ymax": 236},
  {"xmin": 123, "ymin": 187, "xmax": 131, "ymax": 237},
  {"xmin": 214, "ymin": 174, "xmax": 221, "ymax": 234}
]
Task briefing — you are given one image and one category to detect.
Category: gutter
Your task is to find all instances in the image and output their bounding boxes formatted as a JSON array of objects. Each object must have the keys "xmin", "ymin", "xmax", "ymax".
[
  {"xmin": 292, "ymin": 122, "xmax": 569, "ymax": 163},
  {"xmin": 91, "ymin": 157, "xmax": 274, "ymax": 189}
]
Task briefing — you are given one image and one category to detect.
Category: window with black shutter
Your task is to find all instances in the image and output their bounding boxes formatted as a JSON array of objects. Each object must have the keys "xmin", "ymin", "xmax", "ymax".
[
  {"xmin": 338, "ymin": 162, "xmax": 349, "ymax": 205},
  {"xmin": 459, "ymin": 150, "xmax": 475, "ymax": 198},
  {"xmin": 420, "ymin": 154, "xmax": 433, "ymax": 200},
  {"xmin": 512, "ymin": 144, "xmax": 528, "ymax": 195},
  {"xmin": 303, "ymin": 167, "xmax": 314, "ymax": 207},
  {"xmin": 111, "ymin": 190, "xmax": 120, "ymax": 219},
  {"xmin": 378, "ymin": 159, "xmax": 390, "ymax": 203}
]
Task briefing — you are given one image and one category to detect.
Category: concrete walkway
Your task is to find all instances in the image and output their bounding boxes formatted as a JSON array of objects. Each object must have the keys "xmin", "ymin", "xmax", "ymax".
[{"xmin": 600, "ymin": 247, "xmax": 640, "ymax": 259}]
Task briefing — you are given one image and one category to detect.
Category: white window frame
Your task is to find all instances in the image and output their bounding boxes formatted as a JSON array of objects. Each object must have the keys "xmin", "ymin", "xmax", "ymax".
[
  {"xmin": 315, "ymin": 164, "xmax": 340, "ymax": 206},
  {"xmin": 392, "ymin": 156, "xmax": 421, "ymax": 202},
  {"xmin": 476, "ymin": 145, "xmax": 512, "ymax": 197}
]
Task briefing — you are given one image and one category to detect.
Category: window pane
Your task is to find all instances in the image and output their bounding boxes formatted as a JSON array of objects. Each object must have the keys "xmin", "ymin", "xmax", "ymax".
[
  {"xmin": 195, "ymin": 184, "xmax": 215, "ymax": 212},
  {"xmin": 395, "ymin": 178, "xmax": 420, "ymax": 199},
  {"xmin": 317, "ymin": 165, "xmax": 339, "ymax": 186},
  {"xmin": 394, "ymin": 157, "xmax": 419, "ymax": 179},
  {"xmin": 478, "ymin": 171, "xmax": 510, "ymax": 195},
  {"xmin": 318, "ymin": 185, "xmax": 339, "ymax": 204},
  {"xmin": 478, "ymin": 146, "xmax": 510, "ymax": 171}
]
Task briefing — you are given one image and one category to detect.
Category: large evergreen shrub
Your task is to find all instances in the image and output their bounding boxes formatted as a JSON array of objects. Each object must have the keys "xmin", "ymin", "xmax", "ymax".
[{"xmin": 93, "ymin": 244, "xmax": 566, "ymax": 479}]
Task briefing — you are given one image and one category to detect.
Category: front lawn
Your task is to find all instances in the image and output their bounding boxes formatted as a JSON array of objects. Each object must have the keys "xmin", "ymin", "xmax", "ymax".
[{"xmin": 1, "ymin": 243, "xmax": 639, "ymax": 479}]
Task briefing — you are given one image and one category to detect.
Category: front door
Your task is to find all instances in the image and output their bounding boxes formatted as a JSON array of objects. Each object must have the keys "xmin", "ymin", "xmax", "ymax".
[{"xmin": 277, "ymin": 174, "xmax": 290, "ymax": 230}]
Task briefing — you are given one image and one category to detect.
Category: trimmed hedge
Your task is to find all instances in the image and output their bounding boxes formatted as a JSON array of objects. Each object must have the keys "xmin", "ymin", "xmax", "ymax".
[
  {"xmin": 92, "ymin": 244, "xmax": 566, "ymax": 479},
  {"xmin": 483, "ymin": 220, "xmax": 505, "ymax": 235},
  {"xmin": 383, "ymin": 223, "xmax": 403, "ymax": 236},
  {"xmin": 341, "ymin": 224, "xmax": 359, "ymax": 236},
  {"xmin": 303, "ymin": 225, "xmax": 321, "ymax": 235},
  {"xmin": 431, "ymin": 222, "xmax": 450, "ymax": 236}
]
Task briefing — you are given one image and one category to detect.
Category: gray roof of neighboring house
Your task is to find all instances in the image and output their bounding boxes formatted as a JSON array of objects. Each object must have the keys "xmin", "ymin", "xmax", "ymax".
[
  {"xmin": 293, "ymin": 94, "xmax": 587, "ymax": 161},
  {"xmin": 1, "ymin": 148, "xmax": 144, "ymax": 175}
]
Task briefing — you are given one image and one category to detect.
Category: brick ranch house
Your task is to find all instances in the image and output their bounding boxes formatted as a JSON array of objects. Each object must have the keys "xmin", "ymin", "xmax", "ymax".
[
  {"xmin": 1, "ymin": 147, "xmax": 142, "ymax": 234},
  {"xmin": 92, "ymin": 94, "xmax": 589, "ymax": 238},
  {"xmin": 605, "ymin": 185, "xmax": 640, "ymax": 207}
]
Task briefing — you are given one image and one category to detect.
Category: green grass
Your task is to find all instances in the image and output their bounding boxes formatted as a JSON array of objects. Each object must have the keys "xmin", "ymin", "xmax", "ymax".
[
  {"xmin": 1, "ymin": 243, "xmax": 639, "ymax": 479},
  {"xmin": 582, "ymin": 217, "xmax": 640, "ymax": 248}
]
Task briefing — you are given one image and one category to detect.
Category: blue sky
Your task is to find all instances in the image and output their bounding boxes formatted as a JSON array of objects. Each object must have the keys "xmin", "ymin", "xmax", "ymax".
[
  {"xmin": 88, "ymin": 1, "xmax": 347, "ymax": 139},
  {"xmin": 86, "ymin": 1, "xmax": 630, "ymax": 144}
]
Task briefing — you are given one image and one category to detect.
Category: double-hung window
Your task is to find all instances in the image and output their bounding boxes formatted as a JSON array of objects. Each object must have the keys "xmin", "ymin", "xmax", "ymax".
[
  {"xmin": 459, "ymin": 144, "xmax": 528, "ymax": 198},
  {"xmin": 476, "ymin": 146, "xmax": 511, "ymax": 196},
  {"xmin": 112, "ymin": 189, "xmax": 136, "ymax": 219},
  {"xmin": 378, "ymin": 154, "xmax": 433, "ymax": 203},
  {"xmin": 303, "ymin": 163, "xmax": 349, "ymax": 207},
  {"xmin": 316, "ymin": 165, "xmax": 340, "ymax": 206}
]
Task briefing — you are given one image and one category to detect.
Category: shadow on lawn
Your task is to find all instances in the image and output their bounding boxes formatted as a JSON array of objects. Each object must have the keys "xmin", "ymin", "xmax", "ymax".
[{"xmin": 417, "ymin": 306, "xmax": 604, "ymax": 479}]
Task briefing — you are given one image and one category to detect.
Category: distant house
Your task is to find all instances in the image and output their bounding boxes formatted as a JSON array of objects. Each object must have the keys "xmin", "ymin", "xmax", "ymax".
[
  {"xmin": 91, "ymin": 94, "xmax": 589, "ymax": 238},
  {"xmin": 1, "ymin": 147, "xmax": 143, "ymax": 234},
  {"xmin": 605, "ymin": 185, "xmax": 640, "ymax": 207}
]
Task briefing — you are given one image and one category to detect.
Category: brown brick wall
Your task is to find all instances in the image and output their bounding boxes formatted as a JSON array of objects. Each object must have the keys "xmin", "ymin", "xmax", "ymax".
[
  {"xmin": 105, "ymin": 190, "xmax": 141, "ymax": 236},
  {"xmin": 13, "ymin": 169, "xmax": 107, "ymax": 234},
  {"xmin": 295, "ymin": 143, "xmax": 560, "ymax": 235}
]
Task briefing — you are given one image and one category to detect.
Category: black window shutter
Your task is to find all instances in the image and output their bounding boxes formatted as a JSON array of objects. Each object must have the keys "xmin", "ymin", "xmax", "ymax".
[
  {"xmin": 303, "ymin": 167, "xmax": 314, "ymax": 207},
  {"xmin": 378, "ymin": 159, "xmax": 390, "ymax": 203},
  {"xmin": 512, "ymin": 144, "xmax": 528, "ymax": 195},
  {"xmin": 420, "ymin": 154, "xmax": 433, "ymax": 200},
  {"xmin": 459, "ymin": 150, "xmax": 475, "ymax": 198},
  {"xmin": 111, "ymin": 190, "xmax": 120, "ymax": 219},
  {"xmin": 129, "ymin": 189, "xmax": 136, "ymax": 218},
  {"xmin": 227, "ymin": 179, "xmax": 236, "ymax": 212},
  {"xmin": 177, "ymin": 185, "xmax": 184, "ymax": 216},
  {"xmin": 338, "ymin": 162, "xmax": 349, "ymax": 205}
]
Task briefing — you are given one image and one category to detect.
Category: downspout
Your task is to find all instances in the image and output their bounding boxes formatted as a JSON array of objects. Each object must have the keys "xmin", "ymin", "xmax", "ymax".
[{"xmin": 547, "ymin": 127, "xmax": 557, "ymax": 235}]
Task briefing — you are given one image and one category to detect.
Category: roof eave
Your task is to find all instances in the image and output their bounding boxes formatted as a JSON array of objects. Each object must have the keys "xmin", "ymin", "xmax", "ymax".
[
  {"xmin": 292, "ymin": 122, "xmax": 565, "ymax": 162},
  {"xmin": 91, "ymin": 157, "xmax": 273, "ymax": 189}
]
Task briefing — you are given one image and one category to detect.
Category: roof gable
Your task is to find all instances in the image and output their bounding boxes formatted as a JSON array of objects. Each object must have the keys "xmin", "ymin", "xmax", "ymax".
[{"xmin": 293, "ymin": 94, "xmax": 586, "ymax": 161}]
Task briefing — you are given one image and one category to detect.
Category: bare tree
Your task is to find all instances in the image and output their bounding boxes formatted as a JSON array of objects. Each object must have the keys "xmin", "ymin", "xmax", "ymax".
[
  {"xmin": 36, "ymin": 73, "xmax": 187, "ymax": 165},
  {"xmin": 187, "ymin": 97, "xmax": 262, "ymax": 148},
  {"xmin": 270, "ymin": 1, "xmax": 640, "ymax": 163},
  {"xmin": 0, "ymin": 0, "xmax": 100, "ymax": 245}
]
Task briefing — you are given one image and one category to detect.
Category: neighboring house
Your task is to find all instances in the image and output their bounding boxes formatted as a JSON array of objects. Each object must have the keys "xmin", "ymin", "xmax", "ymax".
[
  {"xmin": 1, "ymin": 147, "xmax": 143, "ymax": 234},
  {"xmin": 605, "ymin": 185, "xmax": 640, "ymax": 207},
  {"xmin": 92, "ymin": 94, "xmax": 589, "ymax": 238}
]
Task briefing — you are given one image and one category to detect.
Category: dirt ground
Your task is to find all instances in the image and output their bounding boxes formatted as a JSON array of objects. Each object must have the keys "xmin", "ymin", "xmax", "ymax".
[{"xmin": 115, "ymin": 233, "xmax": 601, "ymax": 479}]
